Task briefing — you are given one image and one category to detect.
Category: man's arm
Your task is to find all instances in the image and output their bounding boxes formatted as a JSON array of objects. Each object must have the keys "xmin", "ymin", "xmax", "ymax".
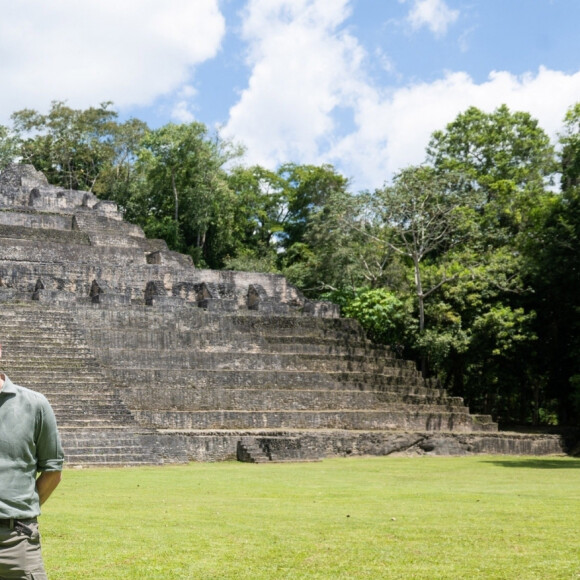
[{"xmin": 36, "ymin": 471, "xmax": 62, "ymax": 506}]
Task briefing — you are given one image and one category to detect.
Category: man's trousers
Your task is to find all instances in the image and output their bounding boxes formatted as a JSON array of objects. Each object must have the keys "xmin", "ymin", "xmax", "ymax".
[{"xmin": 0, "ymin": 521, "xmax": 47, "ymax": 580}]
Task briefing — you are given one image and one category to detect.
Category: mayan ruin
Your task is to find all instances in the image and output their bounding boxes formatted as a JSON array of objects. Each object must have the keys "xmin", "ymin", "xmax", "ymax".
[{"xmin": 0, "ymin": 165, "xmax": 565, "ymax": 465}]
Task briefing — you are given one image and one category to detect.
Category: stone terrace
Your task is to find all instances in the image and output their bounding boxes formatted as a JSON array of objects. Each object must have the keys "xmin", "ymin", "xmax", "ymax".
[{"xmin": 0, "ymin": 165, "xmax": 565, "ymax": 464}]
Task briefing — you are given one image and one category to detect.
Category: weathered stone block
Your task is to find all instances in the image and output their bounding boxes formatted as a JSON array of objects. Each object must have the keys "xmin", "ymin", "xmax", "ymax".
[{"xmin": 303, "ymin": 300, "xmax": 340, "ymax": 318}]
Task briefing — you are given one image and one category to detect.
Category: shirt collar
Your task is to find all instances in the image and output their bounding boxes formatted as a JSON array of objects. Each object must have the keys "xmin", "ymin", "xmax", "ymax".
[{"xmin": 0, "ymin": 374, "xmax": 16, "ymax": 395}]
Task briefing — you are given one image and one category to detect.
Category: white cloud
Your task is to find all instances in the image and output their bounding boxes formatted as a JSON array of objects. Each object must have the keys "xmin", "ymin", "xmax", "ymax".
[
  {"xmin": 223, "ymin": 0, "xmax": 367, "ymax": 167},
  {"xmin": 171, "ymin": 85, "xmax": 198, "ymax": 123},
  {"xmin": 223, "ymin": 0, "xmax": 580, "ymax": 192},
  {"xmin": 4, "ymin": 0, "xmax": 580, "ymax": 196},
  {"xmin": 407, "ymin": 0, "xmax": 459, "ymax": 37},
  {"xmin": 0, "ymin": 0, "xmax": 225, "ymax": 123},
  {"xmin": 224, "ymin": 0, "xmax": 580, "ymax": 191},
  {"xmin": 327, "ymin": 67, "xmax": 580, "ymax": 190}
]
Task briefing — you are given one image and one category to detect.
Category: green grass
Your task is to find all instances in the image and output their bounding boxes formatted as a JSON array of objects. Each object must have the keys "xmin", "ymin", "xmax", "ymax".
[{"xmin": 41, "ymin": 456, "xmax": 580, "ymax": 579}]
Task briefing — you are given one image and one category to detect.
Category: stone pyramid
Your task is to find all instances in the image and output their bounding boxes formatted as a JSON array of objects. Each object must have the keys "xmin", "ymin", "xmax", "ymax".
[{"xmin": 0, "ymin": 165, "xmax": 563, "ymax": 464}]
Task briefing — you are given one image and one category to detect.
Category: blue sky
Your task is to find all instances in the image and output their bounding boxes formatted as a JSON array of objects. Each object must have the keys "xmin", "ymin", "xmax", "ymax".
[{"xmin": 1, "ymin": 0, "xmax": 579, "ymax": 190}]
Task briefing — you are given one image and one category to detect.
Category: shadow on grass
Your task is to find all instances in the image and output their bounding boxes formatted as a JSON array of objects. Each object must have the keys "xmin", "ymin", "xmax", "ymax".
[{"xmin": 483, "ymin": 458, "xmax": 580, "ymax": 469}]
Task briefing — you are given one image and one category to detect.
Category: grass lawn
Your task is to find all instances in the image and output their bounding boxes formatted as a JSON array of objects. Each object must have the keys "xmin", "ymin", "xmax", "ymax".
[{"xmin": 41, "ymin": 456, "xmax": 580, "ymax": 579}]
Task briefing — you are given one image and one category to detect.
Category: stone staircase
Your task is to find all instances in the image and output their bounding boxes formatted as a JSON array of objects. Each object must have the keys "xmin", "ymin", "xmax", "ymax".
[
  {"xmin": 0, "ymin": 303, "xmax": 177, "ymax": 467},
  {"xmin": 236, "ymin": 436, "xmax": 322, "ymax": 463},
  {"xmin": 72, "ymin": 211, "xmax": 145, "ymax": 248},
  {"xmin": 71, "ymin": 305, "xmax": 494, "ymax": 436}
]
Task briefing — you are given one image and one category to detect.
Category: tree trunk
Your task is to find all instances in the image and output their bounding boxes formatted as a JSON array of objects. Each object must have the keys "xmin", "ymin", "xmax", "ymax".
[
  {"xmin": 171, "ymin": 168, "xmax": 179, "ymax": 246},
  {"xmin": 413, "ymin": 255, "xmax": 428, "ymax": 378},
  {"xmin": 171, "ymin": 168, "xmax": 178, "ymax": 224}
]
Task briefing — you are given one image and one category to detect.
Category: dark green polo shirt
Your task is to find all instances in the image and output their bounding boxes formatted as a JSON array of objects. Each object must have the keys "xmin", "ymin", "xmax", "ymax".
[{"xmin": 0, "ymin": 374, "xmax": 64, "ymax": 519}]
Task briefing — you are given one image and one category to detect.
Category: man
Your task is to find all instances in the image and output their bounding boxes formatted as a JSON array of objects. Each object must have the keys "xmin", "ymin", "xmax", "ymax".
[{"xmin": 0, "ymin": 343, "xmax": 64, "ymax": 579}]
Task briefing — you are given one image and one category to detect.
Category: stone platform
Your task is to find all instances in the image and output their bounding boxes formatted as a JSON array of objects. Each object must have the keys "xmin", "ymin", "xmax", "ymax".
[{"xmin": 0, "ymin": 165, "xmax": 566, "ymax": 464}]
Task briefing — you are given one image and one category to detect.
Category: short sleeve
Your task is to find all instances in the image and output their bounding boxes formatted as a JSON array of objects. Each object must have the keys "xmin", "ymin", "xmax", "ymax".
[{"xmin": 35, "ymin": 397, "xmax": 65, "ymax": 472}]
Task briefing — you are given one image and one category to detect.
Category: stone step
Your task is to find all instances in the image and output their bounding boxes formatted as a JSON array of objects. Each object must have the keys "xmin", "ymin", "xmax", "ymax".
[
  {"xmin": 0, "ymin": 288, "xmax": 501, "ymax": 466},
  {"xmin": 132, "ymin": 401, "xmax": 468, "ymax": 416},
  {"xmin": 0, "ymin": 314, "xmax": 82, "ymax": 326},
  {"xmin": 8, "ymin": 381, "xmax": 116, "ymax": 390},
  {"xmin": 50, "ymin": 402, "xmax": 131, "ymax": 412},
  {"xmin": 237, "ymin": 440, "xmax": 270, "ymax": 463},
  {"xmin": 123, "ymin": 387, "xmax": 464, "ymax": 412},
  {"xmin": 2, "ymin": 332, "xmax": 90, "ymax": 343},
  {"xmin": 0, "ymin": 346, "xmax": 95, "ymax": 359},
  {"xmin": 4, "ymin": 373, "xmax": 109, "ymax": 385},
  {"xmin": 61, "ymin": 442, "xmax": 152, "ymax": 453},
  {"xmin": 59, "ymin": 427, "xmax": 178, "ymax": 465},
  {"xmin": 40, "ymin": 392, "xmax": 126, "ymax": 400},
  {"xmin": 0, "ymin": 225, "xmax": 90, "ymax": 245},
  {"xmin": 227, "ymin": 314, "xmax": 365, "ymax": 335},
  {"xmin": 56, "ymin": 415, "xmax": 132, "ymax": 424},
  {"xmin": 3, "ymin": 359, "xmax": 104, "ymax": 379},
  {"xmin": 83, "ymin": 333, "xmax": 395, "ymax": 361},
  {"xmin": 65, "ymin": 458, "xmax": 163, "ymax": 467},
  {"xmin": 0, "ymin": 339, "xmax": 93, "ymax": 348},
  {"xmin": 58, "ymin": 427, "xmax": 154, "ymax": 439},
  {"xmin": 237, "ymin": 436, "xmax": 322, "ymax": 463},
  {"xmin": 93, "ymin": 353, "xmax": 421, "ymax": 381},
  {"xmin": 80, "ymin": 326, "xmax": 388, "ymax": 350},
  {"xmin": 65, "ymin": 454, "xmax": 159, "ymax": 462},
  {"xmin": 4, "ymin": 367, "xmax": 105, "ymax": 378},
  {"xmin": 75, "ymin": 308, "xmax": 366, "ymax": 340},
  {"xmin": 53, "ymin": 402, "xmax": 129, "ymax": 410},
  {"xmin": 87, "ymin": 347, "xmax": 414, "ymax": 374},
  {"xmin": 108, "ymin": 368, "xmax": 430, "ymax": 392},
  {"xmin": 50, "ymin": 405, "xmax": 133, "ymax": 417},
  {"xmin": 133, "ymin": 409, "xmax": 477, "ymax": 431}
]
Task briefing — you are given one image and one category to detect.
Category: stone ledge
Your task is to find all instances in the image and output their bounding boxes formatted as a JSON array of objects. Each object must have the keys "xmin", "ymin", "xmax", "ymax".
[{"xmin": 153, "ymin": 429, "xmax": 566, "ymax": 462}]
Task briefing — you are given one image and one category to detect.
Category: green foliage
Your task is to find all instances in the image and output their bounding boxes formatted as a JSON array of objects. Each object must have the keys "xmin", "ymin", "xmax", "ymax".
[
  {"xmin": 223, "ymin": 251, "xmax": 280, "ymax": 274},
  {"xmin": 278, "ymin": 162, "xmax": 350, "ymax": 251},
  {"xmin": 224, "ymin": 165, "xmax": 287, "ymax": 273},
  {"xmin": 225, "ymin": 162, "xmax": 375, "ymax": 296},
  {"xmin": 560, "ymin": 102, "xmax": 580, "ymax": 191},
  {"xmin": 93, "ymin": 117, "xmax": 149, "ymax": 203},
  {"xmin": 134, "ymin": 122, "xmax": 242, "ymax": 267},
  {"xmin": 427, "ymin": 104, "xmax": 557, "ymax": 243},
  {"xmin": 276, "ymin": 163, "xmax": 363, "ymax": 295},
  {"xmin": 0, "ymin": 124, "xmax": 20, "ymax": 170},
  {"xmin": 367, "ymin": 165, "xmax": 482, "ymax": 375},
  {"xmin": 398, "ymin": 105, "xmax": 561, "ymax": 423},
  {"xmin": 517, "ymin": 104, "xmax": 580, "ymax": 425},
  {"xmin": 11, "ymin": 101, "xmax": 120, "ymax": 192},
  {"xmin": 470, "ymin": 304, "xmax": 536, "ymax": 358},
  {"xmin": 342, "ymin": 288, "xmax": 413, "ymax": 346},
  {"xmin": 523, "ymin": 184, "xmax": 580, "ymax": 425},
  {"xmin": 282, "ymin": 181, "xmax": 382, "ymax": 296},
  {"xmin": 570, "ymin": 375, "xmax": 580, "ymax": 419},
  {"xmin": 427, "ymin": 104, "xmax": 556, "ymax": 191}
]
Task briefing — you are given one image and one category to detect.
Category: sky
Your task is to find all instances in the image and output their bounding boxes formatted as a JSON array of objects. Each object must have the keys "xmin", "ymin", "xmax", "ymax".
[{"xmin": 1, "ymin": 0, "xmax": 580, "ymax": 191}]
